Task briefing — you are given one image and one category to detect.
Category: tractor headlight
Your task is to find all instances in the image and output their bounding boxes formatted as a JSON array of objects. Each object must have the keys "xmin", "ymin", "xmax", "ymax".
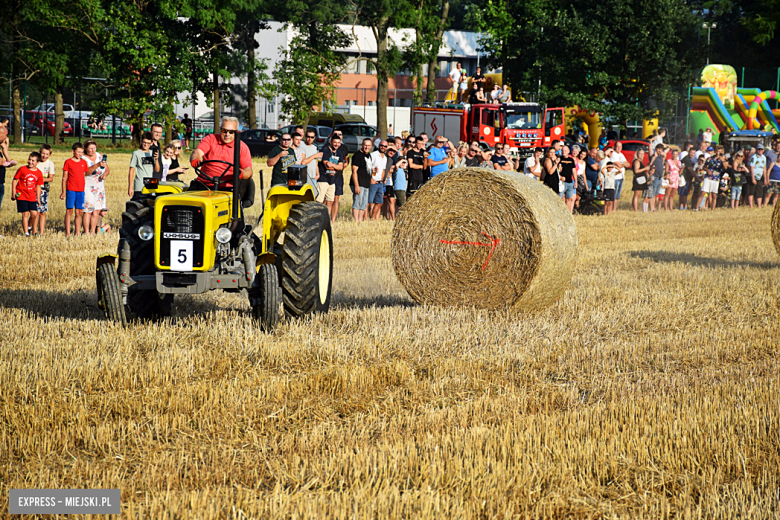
[
  {"xmin": 215, "ymin": 227, "xmax": 232, "ymax": 244},
  {"xmin": 138, "ymin": 224, "xmax": 154, "ymax": 241}
]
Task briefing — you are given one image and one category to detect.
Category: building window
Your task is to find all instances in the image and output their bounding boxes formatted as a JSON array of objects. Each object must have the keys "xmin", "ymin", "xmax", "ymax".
[{"xmin": 367, "ymin": 101, "xmax": 375, "ymax": 107}]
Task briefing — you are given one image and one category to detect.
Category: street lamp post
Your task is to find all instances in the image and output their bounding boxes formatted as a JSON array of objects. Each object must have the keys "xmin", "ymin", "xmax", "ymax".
[{"xmin": 703, "ymin": 22, "xmax": 717, "ymax": 65}]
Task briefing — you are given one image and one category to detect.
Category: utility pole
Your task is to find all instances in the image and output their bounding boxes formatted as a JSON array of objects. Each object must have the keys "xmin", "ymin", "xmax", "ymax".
[{"xmin": 703, "ymin": 22, "xmax": 717, "ymax": 65}]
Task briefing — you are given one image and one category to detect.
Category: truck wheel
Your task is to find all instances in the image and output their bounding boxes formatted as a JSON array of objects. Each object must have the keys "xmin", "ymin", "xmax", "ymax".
[
  {"xmin": 119, "ymin": 199, "xmax": 173, "ymax": 319},
  {"xmin": 96, "ymin": 262, "xmax": 127, "ymax": 326},
  {"xmin": 251, "ymin": 264, "xmax": 283, "ymax": 331},
  {"xmin": 280, "ymin": 202, "xmax": 333, "ymax": 317}
]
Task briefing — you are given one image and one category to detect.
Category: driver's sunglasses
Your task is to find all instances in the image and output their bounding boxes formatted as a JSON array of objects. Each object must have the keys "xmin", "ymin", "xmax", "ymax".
[{"xmin": 221, "ymin": 128, "xmax": 236, "ymax": 135}]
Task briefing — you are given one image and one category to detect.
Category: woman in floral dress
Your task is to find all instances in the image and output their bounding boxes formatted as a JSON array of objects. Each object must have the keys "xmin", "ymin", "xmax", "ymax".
[{"xmin": 82, "ymin": 139, "xmax": 110, "ymax": 235}]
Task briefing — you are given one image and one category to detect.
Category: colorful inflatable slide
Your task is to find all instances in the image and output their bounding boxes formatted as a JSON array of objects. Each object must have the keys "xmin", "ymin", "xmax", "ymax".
[{"xmin": 690, "ymin": 64, "xmax": 780, "ymax": 140}]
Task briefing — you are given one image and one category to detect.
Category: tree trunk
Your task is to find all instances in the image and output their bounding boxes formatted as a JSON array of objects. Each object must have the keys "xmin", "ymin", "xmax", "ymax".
[
  {"xmin": 54, "ymin": 89, "xmax": 65, "ymax": 144},
  {"xmin": 247, "ymin": 20, "xmax": 258, "ymax": 130},
  {"xmin": 213, "ymin": 71, "xmax": 220, "ymax": 135},
  {"xmin": 132, "ymin": 110, "xmax": 143, "ymax": 148},
  {"xmin": 413, "ymin": 1, "xmax": 425, "ymax": 107},
  {"xmin": 425, "ymin": 0, "xmax": 449, "ymax": 103},
  {"xmin": 12, "ymin": 82, "xmax": 22, "ymax": 145},
  {"xmin": 374, "ymin": 18, "xmax": 390, "ymax": 140},
  {"xmin": 164, "ymin": 101, "xmax": 173, "ymax": 144}
]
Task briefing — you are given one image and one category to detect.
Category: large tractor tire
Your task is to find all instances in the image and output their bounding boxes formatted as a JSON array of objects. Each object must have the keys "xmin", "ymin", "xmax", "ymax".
[
  {"xmin": 119, "ymin": 199, "xmax": 173, "ymax": 320},
  {"xmin": 251, "ymin": 264, "xmax": 284, "ymax": 331},
  {"xmin": 280, "ymin": 202, "xmax": 333, "ymax": 317},
  {"xmin": 96, "ymin": 262, "xmax": 127, "ymax": 326}
]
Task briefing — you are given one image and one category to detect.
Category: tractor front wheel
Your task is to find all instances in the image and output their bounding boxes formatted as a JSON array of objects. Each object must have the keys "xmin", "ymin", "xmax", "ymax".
[
  {"xmin": 280, "ymin": 202, "xmax": 333, "ymax": 318},
  {"xmin": 96, "ymin": 262, "xmax": 127, "ymax": 326},
  {"xmin": 251, "ymin": 264, "xmax": 283, "ymax": 331}
]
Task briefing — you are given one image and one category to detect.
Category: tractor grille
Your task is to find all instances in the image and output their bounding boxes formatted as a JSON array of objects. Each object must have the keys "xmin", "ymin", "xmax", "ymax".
[{"xmin": 159, "ymin": 205, "xmax": 205, "ymax": 269}]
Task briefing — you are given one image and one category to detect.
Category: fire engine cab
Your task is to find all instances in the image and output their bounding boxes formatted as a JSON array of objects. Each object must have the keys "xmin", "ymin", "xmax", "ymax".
[{"xmin": 412, "ymin": 102, "xmax": 565, "ymax": 157}]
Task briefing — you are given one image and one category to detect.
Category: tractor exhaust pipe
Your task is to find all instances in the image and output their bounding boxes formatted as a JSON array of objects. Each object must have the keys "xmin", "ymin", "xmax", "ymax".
[{"xmin": 232, "ymin": 129, "xmax": 241, "ymax": 224}]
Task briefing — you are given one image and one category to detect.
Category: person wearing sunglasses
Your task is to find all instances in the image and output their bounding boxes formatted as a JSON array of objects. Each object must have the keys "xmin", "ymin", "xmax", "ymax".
[
  {"xmin": 426, "ymin": 137, "xmax": 452, "ymax": 178},
  {"xmin": 162, "ymin": 139, "xmax": 188, "ymax": 181},
  {"xmin": 267, "ymin": 132, "xmax": 297, "ymax": 188},
  {"xmin": 189, "ymin": 116, "xmax": 253, "ymax": 191}
]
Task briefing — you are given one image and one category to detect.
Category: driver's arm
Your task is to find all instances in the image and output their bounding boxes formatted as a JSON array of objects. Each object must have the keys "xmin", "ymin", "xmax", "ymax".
[
  {"xmin": 240, "ymin": 165, "xmax": 253, "ymax": 180},
  {"xmin": 190, "ymin": 147, "xmax": 205, "ymax": 167}
]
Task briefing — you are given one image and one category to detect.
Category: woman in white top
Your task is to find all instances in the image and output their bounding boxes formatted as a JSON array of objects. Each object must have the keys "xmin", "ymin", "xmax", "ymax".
[{"xmin": 82, "ymin": 139, "xmax": 109, "ymax": 235}]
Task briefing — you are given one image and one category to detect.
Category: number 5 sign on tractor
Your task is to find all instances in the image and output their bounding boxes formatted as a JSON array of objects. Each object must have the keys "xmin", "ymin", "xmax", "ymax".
[{"xmin": 170, "ymin": 240, "xmax": 193, "ymax": 271}]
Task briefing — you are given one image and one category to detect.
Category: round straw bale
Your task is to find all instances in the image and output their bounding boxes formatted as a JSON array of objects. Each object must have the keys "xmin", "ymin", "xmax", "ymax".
[
  {"xmin": 772, "ymin": 202, "xmax": 780, "ymax": 258},
  {"xmin": 392, "ymin": 167, "xmax": 577, "ymax": 311}
]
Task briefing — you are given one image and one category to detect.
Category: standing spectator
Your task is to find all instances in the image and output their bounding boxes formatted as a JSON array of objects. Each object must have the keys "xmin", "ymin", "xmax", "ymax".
[
  {"xmin": 127, "ymin": 132, "xmax": 156, "ymax": 200},
  {"xmin": 62, "ymin": 142, "xmax": 88, "ymax": 236},
  {"xmin": 383, "ymin": 146, "xmax": 398, "ymax": 220},
  {"xmin": 700, "ymin": 145, "xmax": 725, "ymax": 211},
  {"xmin": 730, "ymin": 151, "xmax": 748, "ymax": 208},
  {"xmin": 269, "ymin": 133, "xmax": 296, "ymax": 187},
  {"xmin": 350, "ymin": 138, "xmax": 373, "ymax": 222},
  {"xmin": 585, "ymin": 147, "xmax": 599, "ymax": 193},
  {"xmin": 459, "ymin": 73, "xmax": 469, "ymax": 103},
  {"xmin": 648, "ymin": 143, "xmax": 667, "ymax": 211},
  {"xmin": 631, "ymin": 149, "xmax": 651, "ymax": 212},
  {"xmin": 394, "ymin": 154, "xmax": 408, "ymax": 209},
  {"xmin": 36, "ymin": 144, "xmax": 55, "ymax": 235},
  {"xmin": 678, "ymin": 144, "xmax": 695, "ymax": 210},
  {"xmin": 464, "ymin": 142, "xmax": 487, "ymax": 167},
  {"xmin": 559, "ymin": 145, "xmax": 577, "ymax": 213},
  {"xmin": 368, "ymin": 141, "xmax": 389, "ymax": 221},
  {"xmin": 696, "ymin": 128, "xmax": 704, "ymax": 146},
  {"xmin": 747, "ymin": 143, "xmax": 767, "ymax": 208},
  {"xmin": 150, "ymin": 123, "xmax": 164, "ymax": 176},
  {"xmin": 468, "ymin": 82, "xmax": 480, "ymax": 104},
  {"xmin": 164, "ymin": 139, "xmax": 188, "ymax": 181},
  {"xmin": 600, "ymin": 160, "xmax": 619, "ymax": 215},
  {"xmin": 11, "ymin": 152, "xmax": 43, "ymax": 236},
  {"xmin": 406, "ymin": 138, "xmax": 426, "ymax": 197},
  {"xmin": 664, "ymin": 149, "xmax": 681, "ymax": 211},
  {"xmin": 702, "ymin": 127, "xmax": 713, "ymax": 145},
  {"xmin": 490, "ymin": 144, "xmax": 513, "ymax": 171},
  {"xmin": 524, "ymin": 148, "xmax": 543, "ymax": 180},
  {"xmin": 449, "ymin": 63, "xmax": 463, "ymax": 100},
  {"xmin": 83, "ymin": 139, "xmax": 109, "ymax": 235},
  {"xmin": 541, "ymin": 147, "xmax": 561, "ymax": 193},
  {"xmin": 490, "ymin": 85, "xmax": 501, "ymax": 104},
  {"xmin": 182, "ymin": 114, "xmax": 193, "ymax": 150},
  {"xmin": 452, "ymin": 144, "xmax": 469, "ymax": 168},
  {"xmin": 427, "ymin": 137, "xmax": 451, "ymax": 178},
  {"xmin": 694, "ymin": 142, "xmax": 710, "ymax": 162},
  {"xmin": 692, "ymin": 154, "xmax": 706, "ymax": 209},
  {"xmin": 472, "ymin": 67, "xmax": 486, "ymax": 91},
  {"xmin": 764, "ymin": 140, "xmax": 780, "ymax": 206},
  {"xmin": 316, "ymin": 135, "xmax": 347, "ymax": 222},
  {"xmin": 610, "ymin": 142, "xmax": 630, "ymax": 211},
  {"xmin": 299, "ymin": 130, "xmax": 324, "ymax": 197}
]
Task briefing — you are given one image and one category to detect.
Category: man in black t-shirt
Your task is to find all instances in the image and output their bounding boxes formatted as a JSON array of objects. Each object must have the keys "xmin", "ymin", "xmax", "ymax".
[
  {"xmin": 317, "ymin": 136, "xmax": 348, "ymax": 222},
  {"xmin": 350, "ymin": 138, "xmax": 373, "ymax": 222},
  {"xmin": 406, "ymin": 139, "xmax": 426, "ymax": 198},
  {"xmin": 490, "ymin": 144, "xmax": 513, "ymax": 171},
  {"xmin": 472, "ymin": 67, "xmax": 486, "ymax": 92},
  {"xmin": 182, "ymin": 114, "xmax": 193, "ymax": 150}
]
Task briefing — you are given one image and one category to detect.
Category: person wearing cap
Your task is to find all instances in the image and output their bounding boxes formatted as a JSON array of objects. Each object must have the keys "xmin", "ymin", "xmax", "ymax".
[
  {"xmin": 599, "ymin": 159, "xmax": 619, "ymax": 215},
  {"xmin": 747, "ymin": 143, "xmax": 768, "ymax": 208},
  {"xmin": 698, "ymin": 145, "xmax": 725, "ymax": 211}
]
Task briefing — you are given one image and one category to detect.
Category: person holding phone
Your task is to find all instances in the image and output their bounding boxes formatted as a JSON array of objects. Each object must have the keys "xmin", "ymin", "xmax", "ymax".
[
  {"xmin": 164, "ymin": 139, "xmax": 189, "ymax": 181},
  {"xmin": 82, "ymin": 139, "xmax": 110, "ymax": 235}
]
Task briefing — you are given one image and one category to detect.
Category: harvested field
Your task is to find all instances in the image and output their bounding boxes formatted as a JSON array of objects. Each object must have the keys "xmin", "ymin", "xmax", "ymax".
[{"xmin": 1, "ymin": 148, "xmax": 779, "ymax": 518}]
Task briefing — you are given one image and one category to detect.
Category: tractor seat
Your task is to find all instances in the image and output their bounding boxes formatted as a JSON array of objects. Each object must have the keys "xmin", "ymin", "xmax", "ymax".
[{"xmin": 241, "ymin": 178, "xmax": 255, "ymax": 208}]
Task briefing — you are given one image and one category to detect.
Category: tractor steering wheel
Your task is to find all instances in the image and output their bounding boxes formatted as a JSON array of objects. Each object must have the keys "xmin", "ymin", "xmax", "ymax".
[{"xmin": 194, "ymin": 159, "xmax": 236, "ymax": 189}]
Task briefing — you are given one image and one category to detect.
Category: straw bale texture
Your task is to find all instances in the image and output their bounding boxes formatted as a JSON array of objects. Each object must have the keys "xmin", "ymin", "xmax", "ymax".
[
  {"xmin": 392, "ymin": 167, "xmax": 577, "ymax": 311},
  {"xmin": 773, "ymin": 201, "xmax": 780, "ymax": 258}
]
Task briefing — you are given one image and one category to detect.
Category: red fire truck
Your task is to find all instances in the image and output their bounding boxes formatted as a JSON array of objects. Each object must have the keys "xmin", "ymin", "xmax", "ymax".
[{"xmin": 411, "ymin": 102, "xmax": 566, "ymax": 157}]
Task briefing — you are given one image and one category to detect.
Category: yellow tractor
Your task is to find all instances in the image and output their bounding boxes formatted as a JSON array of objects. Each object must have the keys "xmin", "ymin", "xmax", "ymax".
[{"xmin": 96, "ymin": 134, "xmax": 333, "ymax": 329}]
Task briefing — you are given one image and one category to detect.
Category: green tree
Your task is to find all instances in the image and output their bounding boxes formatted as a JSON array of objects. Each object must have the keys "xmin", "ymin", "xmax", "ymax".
[
  {"xmin": 353, "ymin": 0, "xmax": 414, "ymax": 139},
  {"xmin": 403, "ymin": 0, "xmax": 451, "ymax": 105}
]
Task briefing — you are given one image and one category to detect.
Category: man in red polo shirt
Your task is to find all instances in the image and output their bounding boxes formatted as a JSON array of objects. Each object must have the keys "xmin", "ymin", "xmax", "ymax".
[{"xmin": 189, "ymin": 116, "xmax": 252, "ymax": 190}]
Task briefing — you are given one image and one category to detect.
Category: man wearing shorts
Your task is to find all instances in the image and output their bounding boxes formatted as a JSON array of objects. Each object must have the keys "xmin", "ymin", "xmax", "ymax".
[
  {"xmin": 701, "ymin": 145, "xmax": 725, "ymax": 211},
  {"xmin": 350, "ymin": 138, "xmax": 372, "ymax": 222},
  {"xmin": 648, "ymin": 143, "xmax": 667, "ymax": 211},
  {"xmin": 747, "ymin": 143, "xmax": 767, "ymax": 208},
  {"xmin": 318, "ymin": 135, "xmax": 347, "ymax": 222},
  {"xmin": 368, "ymin": 141, "xmax": 389, "ymax": 221},
  {"xmin": 610, "ymin": 142, "xmax": 630, "ymax": 211},
  {"xmin": 62, "ymin": 142, "xmax": 88, "ymax": 235}
]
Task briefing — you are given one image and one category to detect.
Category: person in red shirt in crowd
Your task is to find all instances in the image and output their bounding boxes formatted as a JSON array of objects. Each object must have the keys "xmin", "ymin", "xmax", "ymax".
[
  {"xmin": 189, "ymin": 116, "xmax": 252, "ymax": 197},
  {"xmin": 11, "ymin": 152, "xmax": 44, "ymax": 236},
  {"xmin": 60, "ymin": 142, "xmax": 89, "ymax": 236}
]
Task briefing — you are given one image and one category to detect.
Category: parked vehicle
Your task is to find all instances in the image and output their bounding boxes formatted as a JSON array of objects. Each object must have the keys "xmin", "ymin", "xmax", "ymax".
[
  {"xmin": 412, "ymin": 102, "xmax": 566, "ymax": 158},
  {"xmin": 240, "ymin": 129, "xmax": 281, "ymax": 157},
  {"xmin": 279, "ymin": 125, "xmax": 332, "ymax": 148},
  {"xmin": 307, "ymin": 112, "xmax": 365, "ymax": 127},
  {"xmin": 333, "ymin": 123, "xmax": 379, "ymax": 153},
  {"xmin": 607, "ymin": 139, "xmax": 677, "ymax": 166},
  {"xmin": 24, "ymin": 111, "xmax": 73, "ymax": 136}
]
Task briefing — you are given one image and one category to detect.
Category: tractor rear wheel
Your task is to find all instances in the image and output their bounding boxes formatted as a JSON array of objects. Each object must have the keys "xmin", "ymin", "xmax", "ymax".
[
  {"xmin": 251, "ymin": 264, "xmax": 283, "ymax": 331},
  {"xmin": 120, "ymin": 199, "xmax": 173, "ymax": 319},
  {"xmin": 280, "ymin": 202, "xmax": 333, "ymax": 317},
  {"xmin": 96, "ymin": 262, "xmax": 127, "ymax": 326}
]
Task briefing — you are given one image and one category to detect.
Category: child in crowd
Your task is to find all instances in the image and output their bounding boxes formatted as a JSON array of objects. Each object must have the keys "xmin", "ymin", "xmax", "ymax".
[
  {"xmin": 657, "ymin": 178, "xmax": 669, "ymax": 209},
  {"xmin": 160, "ymin": 143, "xmax": 175, "ymax": 181},
  {"xmin": 61, "ymin": 142, "xmax": 88, "ymax": 236},
  {"xmin": 599, "ymin": 160, "xmax": 618, "ymax": 215},
  {"xmin": 693, "ymin": 155, "xmax": 706, "ymax": 210},
  {"xmin": 718, "ymin": 173, "xmax": 731, "ymax": 207},
  {"xmin": 36, "ymin": 144, "xmax": 55, "ymax": 235},
  {"xmin": 11, "ymin": 152, "xmax": 43, "ymax": 236}
]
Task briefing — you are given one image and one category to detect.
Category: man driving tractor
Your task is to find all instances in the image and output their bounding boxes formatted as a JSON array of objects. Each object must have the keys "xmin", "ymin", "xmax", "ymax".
[{"xmin": 189, "ymin": 116, "xmax": 253, "ymax": 193}]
